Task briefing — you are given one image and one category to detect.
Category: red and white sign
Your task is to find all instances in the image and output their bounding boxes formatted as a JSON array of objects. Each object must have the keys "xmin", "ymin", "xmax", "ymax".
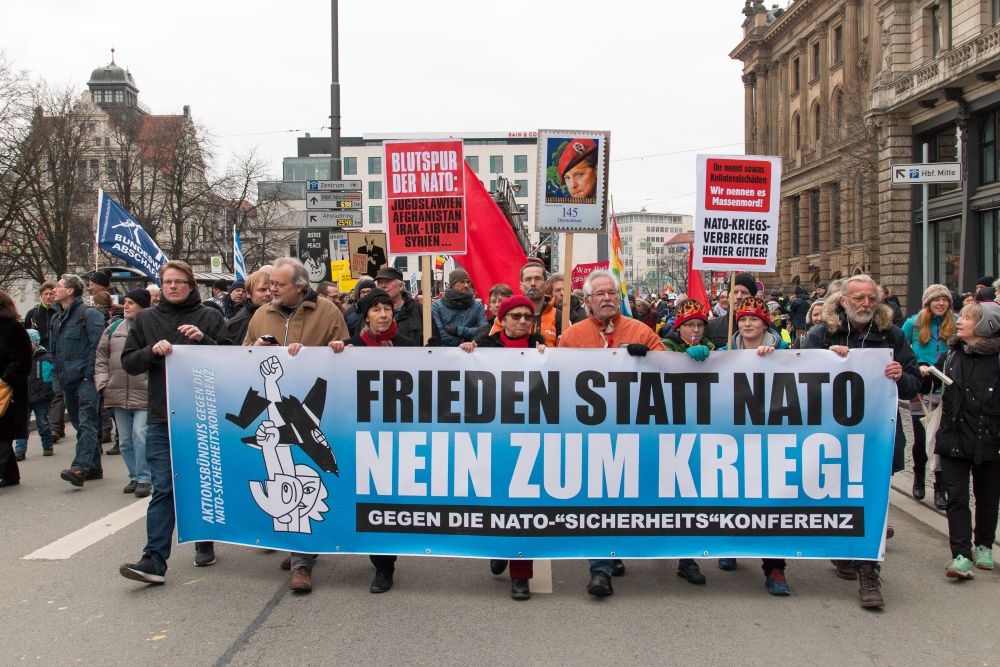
[
  {"xmin": 384, "ymin": 140, "xmax": 467, "ymax": 255},
  {"xmin": 693, "ymin": 154, "xmax": 781, "ymax": 273},
  {"xmin": 571, "ymin": 261, "xmax": 609, "ymax": 290}
]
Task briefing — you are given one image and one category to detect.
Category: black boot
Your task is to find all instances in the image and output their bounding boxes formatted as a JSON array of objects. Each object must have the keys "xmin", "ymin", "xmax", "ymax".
[
  {"xmin": 912, "ymin": 467, "xmax": 925, "ymax": 500},
  {"xmin": 933, "ymin": 471, "xmax": 947, "ymax": 510}
]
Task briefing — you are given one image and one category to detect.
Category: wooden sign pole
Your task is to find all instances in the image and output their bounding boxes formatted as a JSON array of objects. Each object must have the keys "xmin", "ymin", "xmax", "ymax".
[
  {"xmin": 725, "ymin": 271, "xmax": 736, "ymax": 348},
  {"xmin": 560, "ymin": 233, "xmax": 575, "ymax": 339},
  {"xmin": 421, "ymin": 255, "xmax": 432, "ymax": 345}
]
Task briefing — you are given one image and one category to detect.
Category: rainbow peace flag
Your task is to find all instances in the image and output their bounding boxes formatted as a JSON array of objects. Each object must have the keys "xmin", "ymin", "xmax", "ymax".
[{"xmin": 609, "ymin": 208, "xmax": 631, "ymax": 317}]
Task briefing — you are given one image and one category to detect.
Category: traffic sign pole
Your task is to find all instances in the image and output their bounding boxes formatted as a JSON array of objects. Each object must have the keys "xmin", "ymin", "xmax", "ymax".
[{"xmin": 922, "ymin": 143, "xmax": 929, "ymax": 290}]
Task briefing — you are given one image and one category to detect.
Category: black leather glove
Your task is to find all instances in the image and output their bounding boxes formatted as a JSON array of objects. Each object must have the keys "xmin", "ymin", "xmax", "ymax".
[{"xmin": 626, "ymin": 343, "xmax": 649, "ymax": 357}]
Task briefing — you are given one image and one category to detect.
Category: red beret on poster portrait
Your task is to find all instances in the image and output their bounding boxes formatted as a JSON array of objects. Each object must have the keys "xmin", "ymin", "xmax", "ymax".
[{"xmin": 557, "ymin": 138, "xmax": 598, "ymax": 180}]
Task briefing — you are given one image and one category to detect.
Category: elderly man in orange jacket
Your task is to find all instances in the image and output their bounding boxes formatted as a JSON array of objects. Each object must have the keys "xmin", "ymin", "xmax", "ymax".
[{"xmin": 559, "ymin": 269, "xmax": 664, "ymax": 597}]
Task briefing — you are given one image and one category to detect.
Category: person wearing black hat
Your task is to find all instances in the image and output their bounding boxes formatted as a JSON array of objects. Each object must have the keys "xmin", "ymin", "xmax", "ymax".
[
  {"xmin": 432, "ymin": 268, "xmax": 487, "ymax": 346},
  {"xmin": 345, "ymin": 278, "xmax": 376, "ymax": 335},
  {"xmin": 374, "ymin": 266, "xmax": 439, "ymax": 344},
  {"xmin": 328, "ymin": 287, "xmax": 419, "ymax": 593},
  {"xmin": 974, "ymin": 275, "xmax": 996, "ymax": 293},
  {"xmin": 95, "ymin": 288, "xmax": 151, "ymax": 498},
  {"xmin": 203, "ymin": 279, "xmax": 231, "ymax": 316},
  {"xmin": 705, "ymin": 273, "xmax": 758, "ymax": 348}
]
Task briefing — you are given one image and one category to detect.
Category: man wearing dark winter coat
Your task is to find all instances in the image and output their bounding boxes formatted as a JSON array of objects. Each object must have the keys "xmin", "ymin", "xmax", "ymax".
[
  {"xmin": 49, "ymin": 274, "xmax": 107, "ymax": 488},
  {"xmin": 432, "ymin": 268, "xmax": 487, "ymax": 346},
  {"xmin": 374, "ymin": 266, "xmax": 439, "ymax": 344},
  {"xmin": 786, "ymin": 285, "xmax": 812, "ymax": 337},
  {"xmin": 118, "ymin": 260, "xmax": 227, "ymax": 586},
  {"xmin": 802, "ymin": 274, "xmax": 921, "ymax": 609}
]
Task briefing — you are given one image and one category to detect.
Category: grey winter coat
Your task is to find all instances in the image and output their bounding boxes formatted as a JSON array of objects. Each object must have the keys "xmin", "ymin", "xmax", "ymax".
[{"xmin": 95, "ymin": 318, "xmax": 149, "ymax": 411}]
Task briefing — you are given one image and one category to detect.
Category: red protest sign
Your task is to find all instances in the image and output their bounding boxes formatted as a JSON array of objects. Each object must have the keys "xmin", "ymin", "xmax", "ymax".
[
  {"xmin": 571, "ymin": 261, "xmax": 609, "ymax": 289},
  {"xmin": 384, "ymin": 140, "xmax": 467, "ymax": 255}
]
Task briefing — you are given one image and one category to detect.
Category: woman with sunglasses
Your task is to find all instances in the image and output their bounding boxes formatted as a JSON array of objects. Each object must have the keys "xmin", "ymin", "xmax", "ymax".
[{"xmin": 460, "ymin": 295, "xmax": 545, "ymax": 600}]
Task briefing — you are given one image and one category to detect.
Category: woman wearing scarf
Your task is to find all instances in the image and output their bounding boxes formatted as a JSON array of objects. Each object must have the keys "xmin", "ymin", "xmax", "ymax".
[
  {"xmin": 332, "ymin": 288, "xmax": 418, "ymax": 593},
  {"xmin": 460, "ymin": 295, "xmax": 545, "ymax": 600},
  {"xmin": 901, "ymin": 284, "xmax": 956, "ymax": 506},
  {"xmin": 717, "ymin": 297, "xmax": 792, "ymax": 595}
]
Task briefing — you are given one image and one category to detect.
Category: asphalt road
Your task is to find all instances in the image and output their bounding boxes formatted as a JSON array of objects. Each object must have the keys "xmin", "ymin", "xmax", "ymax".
[{"xmin": 4, "ymin": 429, "xmax": 999, "ymax": 666}]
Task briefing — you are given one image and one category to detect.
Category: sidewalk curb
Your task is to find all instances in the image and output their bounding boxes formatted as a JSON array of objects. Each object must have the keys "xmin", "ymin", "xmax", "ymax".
[{"xmin": 888, "ymin": 478, "xmax": 1000, "ymax": 548}]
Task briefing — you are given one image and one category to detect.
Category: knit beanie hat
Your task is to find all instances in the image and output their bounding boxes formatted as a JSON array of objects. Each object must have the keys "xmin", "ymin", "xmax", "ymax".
[
  {"xmin": 733, "ymin": 273, "xmax": 758, "ymax": 296},
  {"xmin": 357, "ymin": 288, "xmax": 394, "ymax": 320},
  {"xmin": 974, "ymin": 302, "xmax": 1000, "ymax": 338},
  {"xmin": 673, "ymin": 299, "xmax": 708, "ymax": 327},
  {"xmin": 921, "ymin": 284, "xmax": 952, "ymax": 308},
  {"xmin": 734, "ymin": 296, "xmax": 771, "ymax": 327},
  {"xmin": 497, "ymin": 295, "xmax": 535, "ymax": 321},
  {"xmin": 229, "ymin": 280, "xmax": 246, "ymax": 294},
  {"xmin": 125, "ymin": 287, "xmax": 151, "ymax": 309},
  {"xmin": 448, "ymin": 268, "xmax": 471, "ymax": 286},
  {"xmin": 26, "ymin": 329, "xmax": 40, "ymax": 345}
]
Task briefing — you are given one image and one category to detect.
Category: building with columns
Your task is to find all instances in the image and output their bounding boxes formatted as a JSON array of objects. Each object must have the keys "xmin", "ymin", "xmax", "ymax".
[{"xmin": 731, "ymin": 0, "xmax": 1000, "ymax": 309}]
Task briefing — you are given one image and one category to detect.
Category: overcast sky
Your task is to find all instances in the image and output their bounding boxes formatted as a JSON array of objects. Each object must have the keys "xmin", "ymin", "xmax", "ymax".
[{"xmin": 3, "ymin": 0, "xmax": 750, "ymax": 215}]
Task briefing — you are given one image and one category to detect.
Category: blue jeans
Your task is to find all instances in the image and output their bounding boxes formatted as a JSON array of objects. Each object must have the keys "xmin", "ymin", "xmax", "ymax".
[
  {"xmin": 113, "ymin": 408, "xmax": 150, "ymax": 484},
  {"xmin": 589, "ymin": 559, "xmax": 613, "ymax": 576},
  {"xmin": 64, "ymin": 379, "xmax": 101, "ymax": 471},
  {"xmin": 14, "ymin": 399, "xmax": 53, "ymax": 454},
  {"xmin": 144, "ymin": 422, "xmax": 174, "ymax": 571}
]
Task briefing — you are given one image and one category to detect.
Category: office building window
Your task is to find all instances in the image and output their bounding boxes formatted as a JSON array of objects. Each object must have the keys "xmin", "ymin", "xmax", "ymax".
[
  {"xmin": 792, "ymin": 57, "xmax": 800, "ymax": 92},
  {"xmin": 790, "ymin": 195, "xmax": 801, "ymax": 256},
  {"xmin": 368, "ymin": 156, "xmax": 381, "ymax": 175},
  {"xmin": 369, "ymin": 205, "xmax": 383, "ymax": 225},
  {"xmin": 344, "ymin": 157, "xmax": 357, "ymax": 175},
  {"xmin": 792, "ymin": 113, "xmax": 801, "ymax": 150},
  {"xmin": 490, "ymin": 155, "xmax": 503, "ymax": 174},
  {"xmin": 929, "ymin": 125, "xmax": 959, "ymax": 195},
  {"xmin": 489, "ymin": 179, "xmax": 497, "ymax": 193},
  {"xmin": 514, "ymin": 179, "xmax": 528, "ymax": 198},
  {"xmin": 90, "ymin": 160, "xmax": 99, "ymax": 181},
  {"xmin": 810, "ymin": 188, "xmax": 820, "ymax": 253},
  {"xmin": 514, "ymin": 155, "xmax": 528, "ymax": 173},
  {"xmin": 981, "ymin": 210, "xmax": 1000, "ymax": 277},
  {"xmin": 369, "ymin": 181, "xmax": 382, "ymax": 199},
  {"xmin": 831, "ymin": 182, "xmax": 841, "ymax": 249},
  {"xmin": 933, "ymin": 217, "xmax": 961, "ymax": 284},
  {"xmin": 811, "ymin": 42, "xmax": 820, "ymax": 79},
  {"xmin": 466, "ymin": 155, "xmax": 479, "ymax": 172},
  {"xmin": 982, "ymin": 110, "xmax": 997, "ymax": 185}
]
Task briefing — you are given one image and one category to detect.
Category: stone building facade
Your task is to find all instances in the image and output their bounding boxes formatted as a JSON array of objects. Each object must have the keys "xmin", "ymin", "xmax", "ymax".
[{"xmin": 731, "ymin": 0, "xmax": 1000, "ymax": 309}]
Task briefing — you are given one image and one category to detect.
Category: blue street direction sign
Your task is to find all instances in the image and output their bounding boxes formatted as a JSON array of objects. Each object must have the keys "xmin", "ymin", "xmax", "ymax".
[
  {"xmin": 890, "ymin": 162, "xmax": 962, "ymax": 184},
  {"xmin": 306, "ymin": 210, "xmax": 363, "ymax": 228},
  {"xmin": 305, "ymin": 192, "xmax": 362, "ymax": 210},
  {"xmin": 307, "ymin": 180, "xmax": 363, "ymax": 191}
]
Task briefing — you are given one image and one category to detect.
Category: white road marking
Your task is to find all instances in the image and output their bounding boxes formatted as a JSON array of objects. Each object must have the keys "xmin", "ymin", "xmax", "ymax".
[
  {"xmin": 532, "ymin": 558, "xmax": 553, "ymax": 593},
  {"xmin": 22, "ymin": 498, "xmax": 150, "ymax": 560}
]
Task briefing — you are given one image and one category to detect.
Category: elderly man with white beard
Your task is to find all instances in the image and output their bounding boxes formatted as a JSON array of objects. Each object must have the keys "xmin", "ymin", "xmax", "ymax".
[{"xmin": 802, "ymin": 274, "xmax": 921, "ymax": 608}]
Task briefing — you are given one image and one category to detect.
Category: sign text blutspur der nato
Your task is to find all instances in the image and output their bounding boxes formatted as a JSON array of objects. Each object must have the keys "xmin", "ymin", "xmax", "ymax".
[{"xmin": 165, "ymin": 347, "xmax": 896, "ymax": 561}]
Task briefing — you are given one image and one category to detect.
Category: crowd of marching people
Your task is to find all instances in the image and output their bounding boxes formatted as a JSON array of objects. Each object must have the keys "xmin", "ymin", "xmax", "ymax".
[{"xmin": 1, "ymin": 258, "xmax": 998, "ymax": 610}]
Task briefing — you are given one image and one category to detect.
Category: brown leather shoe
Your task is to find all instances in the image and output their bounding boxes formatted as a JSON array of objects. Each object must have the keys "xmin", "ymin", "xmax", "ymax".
[
  {"xmin": 84, "ymin": 468, "xmax": 104, "ymax": 480},
  {"xmin": 60, "ymin": 468, "xmax": 85, "ymax": 487},
  {"xmin": 857, "ymin": 564, "xmax": 884, "ymax": 608},
  {"xmin": 290, "ymin": 567, "xmax": 312, "ymax": 593},
  {"xmin": 280, "ymin": 555, "xmax": 291, "ymax": 571}
]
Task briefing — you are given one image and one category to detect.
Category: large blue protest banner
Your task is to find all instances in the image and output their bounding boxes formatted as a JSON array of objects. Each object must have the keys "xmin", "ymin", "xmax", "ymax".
[
  {"xmin": 167, "ymin": 347, "xmax": 897, "ymax": 561},
  {"xmin": 96, "ymin": 189, "xmax": 168, "ymax": 284}
]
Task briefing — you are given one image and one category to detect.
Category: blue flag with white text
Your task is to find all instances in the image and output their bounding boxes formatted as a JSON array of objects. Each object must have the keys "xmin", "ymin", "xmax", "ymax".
[
  {"xmin": 96, "ymin": 190, "xmax": 167, "ymax": 284},
  {"xmin": 233, "ymin": 225, "xmax": 247, "ymax": 280}
]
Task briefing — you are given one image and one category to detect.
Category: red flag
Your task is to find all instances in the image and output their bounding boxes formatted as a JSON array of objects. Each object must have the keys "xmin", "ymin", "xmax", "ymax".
[
  {"xmin": 687, "ymin": 243, "xmax": 709, "ymax": 310},
  {"xmin": 453, "ymin": 162, "xmax": 528, "ymax": 301}
]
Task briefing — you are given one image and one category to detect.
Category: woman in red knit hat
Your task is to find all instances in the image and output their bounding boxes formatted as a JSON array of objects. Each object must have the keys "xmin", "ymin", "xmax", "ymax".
[{"xmin": 461, "ymin": 295, "xmax": 545, "ymax": 599}]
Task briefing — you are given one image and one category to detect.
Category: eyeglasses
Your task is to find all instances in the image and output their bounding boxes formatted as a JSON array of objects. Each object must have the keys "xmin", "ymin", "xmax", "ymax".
[
  {"xmin": 506, "ymin": 312, "xmax": 533, "ymax": 321},
  {"xmin": 162, "ymin": 280, "xmax": 190, "ymax": 287},
  {"xmin": 589, "ymin": 290, "xmax": 619, "ymax": 300}
]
